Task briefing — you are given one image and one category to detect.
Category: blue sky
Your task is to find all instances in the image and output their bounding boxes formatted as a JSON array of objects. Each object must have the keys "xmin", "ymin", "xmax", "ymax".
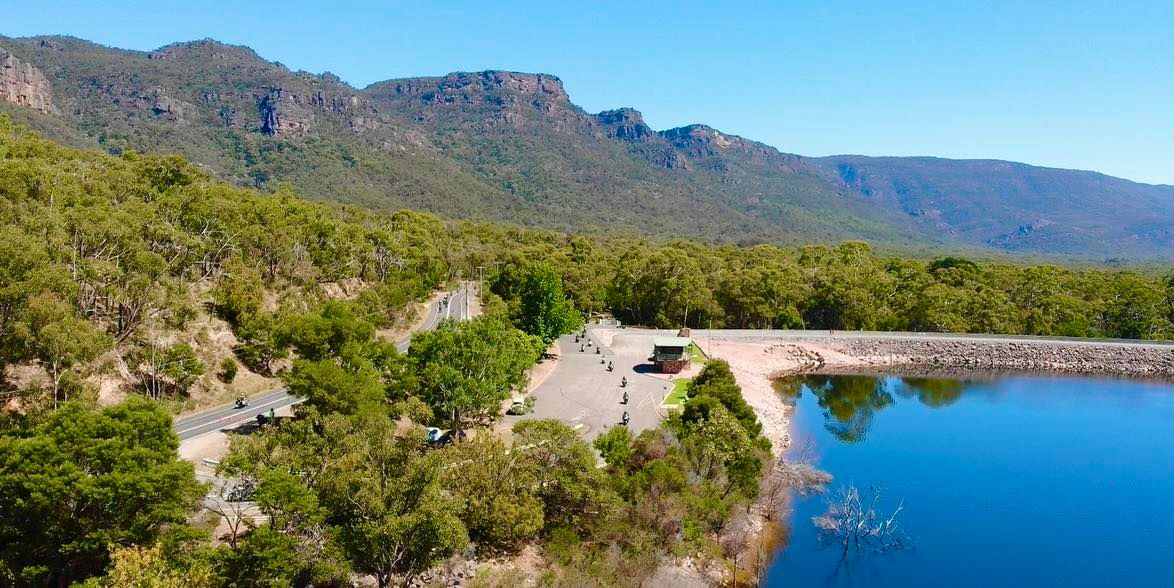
[{"xmin": 4, "ymin": 0, "xmax": 1173, "ymax": 184}]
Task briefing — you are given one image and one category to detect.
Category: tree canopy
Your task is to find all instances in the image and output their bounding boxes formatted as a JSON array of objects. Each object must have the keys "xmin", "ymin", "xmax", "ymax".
[
  {"xmin": 0, "ymin": 398, "xmax": 204, "ymax": 586},
  {"xmin": 408, "ymin": 315, "xmax": 541, "ymax": 435}
]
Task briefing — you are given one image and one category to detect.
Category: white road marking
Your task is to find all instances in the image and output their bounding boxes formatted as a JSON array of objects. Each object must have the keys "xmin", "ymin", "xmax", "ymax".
[{"xmin": 176, "ymin": 395, "xmax": 294, "ymax": 438}]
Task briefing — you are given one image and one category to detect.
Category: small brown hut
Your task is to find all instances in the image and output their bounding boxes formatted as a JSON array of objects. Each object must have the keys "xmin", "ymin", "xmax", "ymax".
[{"xmin": 652, "ymin": 336, "xmax": 692, "ymax": 374}]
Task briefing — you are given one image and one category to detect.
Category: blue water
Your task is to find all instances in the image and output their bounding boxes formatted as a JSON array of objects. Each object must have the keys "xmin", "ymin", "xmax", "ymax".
[{"xmin": 765, "ymin": 375, "xmax": 1174, "ymax": 587}]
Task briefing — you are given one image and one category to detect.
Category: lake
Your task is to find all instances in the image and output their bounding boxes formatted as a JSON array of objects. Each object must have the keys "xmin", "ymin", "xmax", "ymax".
[{"xmin": 764, "ymin": 374, "xmax": 1174, "ymax": 587}]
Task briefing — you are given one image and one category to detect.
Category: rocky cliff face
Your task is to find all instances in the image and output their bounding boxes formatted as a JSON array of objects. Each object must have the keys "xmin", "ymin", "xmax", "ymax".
[
  {"xmin": 258, "ymin": 87, "xmax": 314, "ymax": 136},
  {"xmin": 3, "ymin": 34, "xmax": 1168, "ymax": 258},
  {"xmin": 370, "ymin": 71, "xmax": 580, "ymax": 129},
  {"xmin": 0, "ymin": 49, "xmax": 57, "ymax": 114},
  {"xmin": 661, "ymin": 124, "xmax": 801, "ymax": 169},
  {"xmin": 596, "ymin": 108, "xmax": 654, "ymax": 141}
]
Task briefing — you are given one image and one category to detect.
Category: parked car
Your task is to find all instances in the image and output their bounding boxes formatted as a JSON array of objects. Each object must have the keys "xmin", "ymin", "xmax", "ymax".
[{"xmin": 425, "ymin": 427, "xmax": 464, "ymax": 447}]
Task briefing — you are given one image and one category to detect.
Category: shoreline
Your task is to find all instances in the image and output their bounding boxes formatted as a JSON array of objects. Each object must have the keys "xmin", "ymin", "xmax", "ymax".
[
  {"xmin": 704, "ymin": 331, "xmax": 1174, "ymax": 584},
  {"xmin": 706, "ymin": 332, "xmax": 1174, "ymax": 453}
]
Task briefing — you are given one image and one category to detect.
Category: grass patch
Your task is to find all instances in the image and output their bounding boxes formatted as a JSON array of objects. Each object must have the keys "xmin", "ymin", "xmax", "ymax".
[
  {"xmin": 688, "ymin": 342, "xmax": 707, "ymax": 362},
  {"xmin": 664, "ymin": 378, "xmax": 692, "ymax": 407}
]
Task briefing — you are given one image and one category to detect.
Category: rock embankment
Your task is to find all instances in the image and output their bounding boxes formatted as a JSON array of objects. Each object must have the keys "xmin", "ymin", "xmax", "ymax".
[{"xmin": 772, "ymin": 335, "xmax": 1174, "ymax": 379}]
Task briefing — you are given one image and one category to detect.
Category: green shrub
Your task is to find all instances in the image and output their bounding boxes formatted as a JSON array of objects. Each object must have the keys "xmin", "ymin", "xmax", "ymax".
[{"xmin": 219, "ymin": 357, "xmax": 239, "ymax": 383}]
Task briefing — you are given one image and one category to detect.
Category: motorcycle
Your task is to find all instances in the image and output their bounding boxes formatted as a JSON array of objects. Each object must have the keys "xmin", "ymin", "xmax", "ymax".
[{"xmin": 235, "ymin": 396, "xmax": 249, "ymax": 409}]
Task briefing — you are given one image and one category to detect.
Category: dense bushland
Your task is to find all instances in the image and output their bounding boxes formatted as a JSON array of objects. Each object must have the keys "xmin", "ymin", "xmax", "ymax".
[
  {"xmin": 466, "ymin": 228, "xmax": 1173, "ymax": 340},
  {"xmin": 2, "ymin": 117, "xmax": 1172, "ymax": 586}
]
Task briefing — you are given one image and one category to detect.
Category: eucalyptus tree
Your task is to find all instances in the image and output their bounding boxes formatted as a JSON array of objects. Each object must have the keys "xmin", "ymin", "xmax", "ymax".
[
  {"xmin": 409, "ymin": 315, "xmax": 540, "ymax": 436},
  {"xmin": 0, "ymin": 398, "xmax": 203, "ymax": 586}
]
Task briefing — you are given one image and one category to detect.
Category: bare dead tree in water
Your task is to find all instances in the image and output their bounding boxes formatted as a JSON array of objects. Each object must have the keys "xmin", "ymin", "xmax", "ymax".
[
  {"xmin": 813, "ymin": 485, "xmax": 913, "ymax": 556},
  {"xmin": 762, "ymin": 435, "xmax": 832, "ymax": 520}
]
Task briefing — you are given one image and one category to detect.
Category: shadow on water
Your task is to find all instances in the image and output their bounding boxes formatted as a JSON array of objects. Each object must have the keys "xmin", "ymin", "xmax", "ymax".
[{"xmin": 774, "ymin": 375, "xmax": 973, "ymax": 443}]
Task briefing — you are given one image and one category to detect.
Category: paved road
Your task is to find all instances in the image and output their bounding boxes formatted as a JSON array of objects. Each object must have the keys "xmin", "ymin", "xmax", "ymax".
[
  {"xmin": 174, "ymin": 284, "xmax": 472, "ymax": 441},
  {"xmin": 399, "ymin": 284, "xmax": 469, "ymax": 352},
  {"xmin": 174, "ymin": 388, "xmax": 294, "ymax": 441},
  {"xmin": 502, "ymin": 325, "xmax": 672, "ymax": 441}
]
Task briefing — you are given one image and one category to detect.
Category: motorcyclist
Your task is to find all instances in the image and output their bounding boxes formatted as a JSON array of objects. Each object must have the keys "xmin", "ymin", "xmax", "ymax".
[
  {"xmin": 621, "ymin": 411, "xmax": 630, "ymax": 426},
  {"xmin": 236, "ymin": 395, "xmax": 248, "ymax": 408},
  {"xmin": 621, "ymin": 376, "xmax": 627, "ymax": 388},
  {"xmin": 607, "ymin": 361, "xmax": 614, "ymax": 371},
  {"xmin": 622, "ymin": 390, "xmax": 628, "ymax": 404}
]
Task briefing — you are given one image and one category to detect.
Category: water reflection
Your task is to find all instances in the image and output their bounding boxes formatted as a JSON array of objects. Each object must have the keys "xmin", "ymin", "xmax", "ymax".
[
  {"xmin": 896, "ymin": 377, "xmax": 966, "ymax": 408},
  {"xmin": 765, "ymin": 375, "xmax": 1174, "ymax": 587},
  {"xmin": 777, "ymin": 375, "xmax": 971, "ymax": 442}
]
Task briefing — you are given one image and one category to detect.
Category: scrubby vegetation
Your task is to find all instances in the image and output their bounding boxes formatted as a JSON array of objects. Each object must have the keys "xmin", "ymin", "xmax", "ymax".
[
  {"xmin": 2, "ymin": 117, "xmax": 1172, "ymax": 586},
  {"xmin": 0, "ymin": 115, "xmax": 448, "ymax": 412},
  {"xmin": 1, "ymin": 114, "xmax": 1168, "ymax": 415}
]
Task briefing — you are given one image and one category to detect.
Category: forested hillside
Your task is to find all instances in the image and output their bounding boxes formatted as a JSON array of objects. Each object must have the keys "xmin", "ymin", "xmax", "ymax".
[
  {"xmin": 1, "ymin": 114, "xmax": 1170, "ymax": 416},
  {"xmin": 0, "ymin": 114, "xmax": 450, "ymax": 414},
  {"xmin": 2, "ymin": 35, "xmax": 1172, "ymax": 258},
  {"xmin": 1, "ymin": 114, "xmax": 1172, "ymax": 587},
  {"xmin": 810, "ymin": 155, "xmax": 1174, "ymax": 257}
]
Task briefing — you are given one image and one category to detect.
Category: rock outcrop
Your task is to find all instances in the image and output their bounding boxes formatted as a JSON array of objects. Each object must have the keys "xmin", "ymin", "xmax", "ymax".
[
  {"xmin": 258, "ymin": 87, "xmax": 314, "ymax": 136},
  {"xmin": 0, "ymin": 49, "xmax": 57, "ymax": 114},
  {"xmin": 593, "ymin": 108, "xmax": 689, "ymax": 169},
  {"xmin": 661, "ymin": 124, "xmax": 802, "ymax": 171},
  {"xmin": 597, "ymin": 108, "xmax": 654, "ymax": 142},
  {"xmin": 109, "ymin": 86, "xmax": 195, "ymax": 122},
  {"xmin": 373, "ymin": 71, "xmax": 578, "ymax": 129}
]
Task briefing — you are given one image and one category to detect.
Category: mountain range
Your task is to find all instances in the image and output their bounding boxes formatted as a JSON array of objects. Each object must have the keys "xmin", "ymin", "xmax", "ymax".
[{"xmin": 2, "ymin": 35, "xmax": 1171, "ymax": 259}]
